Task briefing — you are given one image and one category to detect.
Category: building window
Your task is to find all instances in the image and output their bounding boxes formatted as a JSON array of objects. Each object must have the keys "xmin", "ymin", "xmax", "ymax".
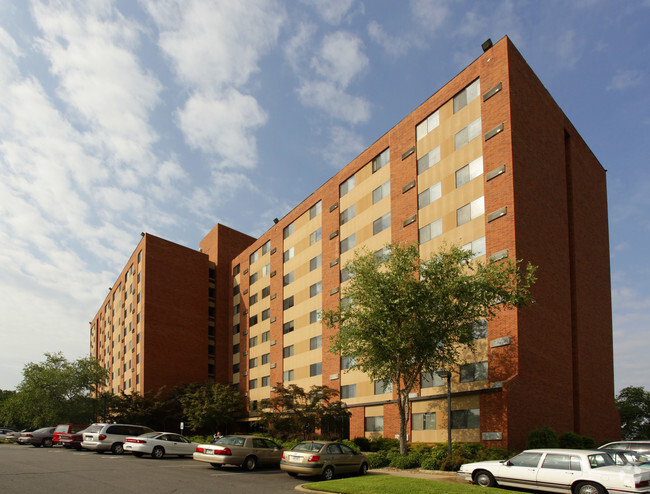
[
  {"xmin": 261, "ymin": 375, "xmax": 270, "ymax": 387},
  {"xmin": 372, "ymin": 180, "xmax": 390, "ymax": 204},
  {"xmin": 341, "ymin": 384, "xmax": 356, "ymax": 399},
  {"xmin": 340, "ymin": 234, "xmax": 356, "ymax": 254},
  {"xmin": 250, "ymin": 250, "xmax": 259, "ymax": 264},
  {"xmin": 419, "ymin": 218, "xmax": 442, "ymax": 244},
  {"xmin": 456, "ymin": 156, "xmax": 483, "ymax": 188},
  {"xmin": 340, "ymin": 267, "xmax": 352, "ymax": 282},
  {"xmin": 249, "ymin": 315, "xmax": 258, "ymax": 326},
  {"xmin": 453, "ymin": 79, "xmax": 480, "ymax": 113},
  {"xmin": 451, "ymin": 408, "xmax": 480, "ymax": 429},
  {"xmin": 262, "ymin": 240, "xmax": 271, "ymax": 255},
  {"xmin": 416, "ymin": 109, "xmax": 439, "ymax": 141},
  {"xmin": 310, "ymin": 255, "xmax": 322, "ymax": 271},
  {"xmin": 310, "ymin": 228, "xmax": 322, "ymax": 245},
  {"xmin": 233, "ymin": 343, "xmax": 240, "ymax": 354},
  {"xmin": 421, "ymin": 371, "xmax": 445, "ymax": 388},
  {"xmin": 262, "ymin": 263, "xmax": 271, "ymax": 277},
  {"xmin": 261, "ymin": 308, "xmax": 270, "ymax": 321},
  {"xmin": 250, "ymin": 336, "xmax": 258, "ymax": 348},
  {"xmin": 341, "ymin": 356, "xmax": 356, "ymax": 370},
  {"xmin": 310, "ymin": 335, "xmax": 322, "ymax": 350},
  {"xmin": 284, "ymin": 222, "xmax": 294, "ymax": 239},
  {"xmin": 310, "ymin": 362, "xmax": 322, "ymax": 376},
  {"xmin": 249, "ymin": 379, "xmax": 258, "ymax": 390},
  {"xmin": 283, "ymin": 271, "xmax": 294, "ymax": 286},
  {"xmin": 283, "ymin": 345, "xmax": 294, "ymax": 358},
  {"xmin": 137, "ymin": 250, "xmax": 142, "ymax": 263},
  {"xmin": 372, "ymin": 148, "xmax": 390, "ymax": 173},
  {"xmin": 261, "ymin": 330, "xmax": 270, "ymax": 342},
  {"xmin": 374, "ymin": 380, "xmax": 393, "ymax": 394},
  {"xmin": 457, "ymin": 197, "xmax": 485, "ymax": 226},
  {"xmin": 283, "ymin": 247, "xmax": 294, "ymax": 262},
  {"xmin": 262, "ymin": 286, "xmax": 270, "ymax": 298},
  {"xmin": 233, "ymin": 323, "xmax": 240, "ymax": 335},
  {"xmin": 460, "ymin": 361, "xmax": 488, "ymax": 382},
  {"xmin": 310, "ymin": 309, "xmax": 321, "ymax": 324},
  {"xmin": 412, "ymin": 412, "xmax": 436, "ymax": 430},
  {"xmin": 310, "ymin": 281, "xmax": 322, "ymax": 297},
  {"xmin": 365, "ymin": 416, "xmax": 383, "ymax": 432},
  {"xmin": 340, "ymin": 205, "xmax": 355, "ymax": 225},
  {"xmin": 233, "ymin": 264, "xmax": 240, "ymax": 276},
  {"xmin": 233, "ymin": 363, "xmax": 240, "ymax": 374},
  {"xmin": 454, "ymin": 117, "xmax": 482, "ymax": 150},
  {"xmin": 373, "ymin": 212, "xmax": 391, "ymax": 235},
  {"xmin": 283, "ymin": 369, "xmax": 294, "ymax": 381},
  {"xmin": 310, "ymin": 201, "xmax": 322, "ymax": 219},
  {"xmin": 473, "ymin": 319, "xmax": 488, "ymax": 339},
  {"xmin": 283, "ymin": 296, "xmax": 294, "ymax": 310},
  {"xmin": 249, "ymin": 357, "xmax": 258, "ymax": 369},
  {"xmin": 283, "ymin": 320, "xmax": 294, "ymax": 334},
  {"xmin": 340, "ymin": 175, "xmax": 355, "ymax": 197},
  {"xmin": 249, "ymin": 293, "xmax": 258, "ymax": 306},
  {"xmin": 418, "ymin": 182, "xmax": 442, "ymax": 209},
  {"xmin": 249, "ymin": 272, "xmax": 258, "ymax": 285},
  {"xmin": 417, "ymin": 146, "xmax": 441, "ymax": 174},
  {"xmin": 374, "ymin": 247, "xmax": 391, "ymax": 264},
  {"xmin": 233, "ymin": 304, "xmax": 240, "ymax": 315},
  {"xmin": 461, "ymin": 237, "xmax": 486, "ymax": 259}
]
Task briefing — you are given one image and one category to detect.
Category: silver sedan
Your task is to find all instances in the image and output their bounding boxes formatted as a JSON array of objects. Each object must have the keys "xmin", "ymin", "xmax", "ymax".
[
  {"xmin": 193, "ymin": 435, "xmax": 283, "ymax": 470},
  {"xmin": 124, "ymin": 432, "xmax": 197, "ymax": 459}
]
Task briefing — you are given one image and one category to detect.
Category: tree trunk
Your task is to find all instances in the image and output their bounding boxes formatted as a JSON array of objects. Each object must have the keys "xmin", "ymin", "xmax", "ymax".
[{"xmin": 397, "ymin": 390, "xmax": 409, "ymax": 456}]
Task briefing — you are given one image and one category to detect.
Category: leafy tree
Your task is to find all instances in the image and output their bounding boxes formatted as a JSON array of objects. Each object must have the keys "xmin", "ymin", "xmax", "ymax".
[
  {"xmin": 0, "ymin": 352, "xmax": 107, "ymax": 427},
  {"xmin": 616, "ymin": 386, "xmax": 650, "ymax": 440},
  {"xmin": 177, "ymin": 381, "xmax": 243, "ymax": 434},
  {"xmin": 108, "ymin": 387, "xmax": 182, "ymax": 430},
  {"xmin": 323, "ymin": 243, "xmax": 536, "ymax": 455},
  {"xmin": 259, "ymin": 383, "xmax": 350, "ymax": 440}
]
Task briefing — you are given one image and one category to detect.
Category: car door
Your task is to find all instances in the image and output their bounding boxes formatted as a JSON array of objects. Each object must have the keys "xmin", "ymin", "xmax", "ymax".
[
  {"xmin": 167, "ymin": 434, "xmax": 191, "ymax": 455},
  {"xmin": 338, "ymin": 444, "xmax": 361, "ymax": 473},
  {"xmin": 497, "ymin": 452, "xmax": 543, "ymax": 488},
  {"xmin": 263, "ymin": 439, "xmax": 283, "ymax": 465},
  {"xmin": 536, "ymin": 453, "xmax": 582, "ymax": 491},
  {"xmin": 325, "ymin": 444, "xmax": 351, "ymax": 473}
]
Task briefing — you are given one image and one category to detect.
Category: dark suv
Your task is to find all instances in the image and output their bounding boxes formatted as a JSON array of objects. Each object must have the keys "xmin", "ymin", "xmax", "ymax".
[{"xmin": 81, "ymin": 423, "xmax": 154, "ymax": 454}]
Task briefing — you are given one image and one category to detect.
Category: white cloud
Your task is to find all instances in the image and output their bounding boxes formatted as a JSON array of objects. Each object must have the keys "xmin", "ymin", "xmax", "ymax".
[
  {"xmin": 607, "ymin": 69, "xmax": 644, "ymax": 91},
  {"xmin": 323, "ymin": 126, "xmax": 366, "ymax": 168},
  {"xmin": 300, "ymin": 0, "xmax": 355, "ymax": 25},
  {"xmin": 312, "ymin": 31, "xmax": 369, "ymax": 88},
  {"xmin": 298, "ymin": 80, "xmax": 371, "ymax": 124},
  {"xmin": 367, "ymin": 21, "xmax": 413, "ymax": 58},
  {"xmin": 410, "ymin": 0, "xmax": 450, "ymax": 30},
  {"xmin": 284, "ymin": 22, "xmax": 317, "ymax": 73}
]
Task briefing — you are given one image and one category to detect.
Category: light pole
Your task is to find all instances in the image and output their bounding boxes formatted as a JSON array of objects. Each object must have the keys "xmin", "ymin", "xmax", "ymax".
[{"xmin": 437, "ymin": 370, "xmax": 452, "ymax": 457}]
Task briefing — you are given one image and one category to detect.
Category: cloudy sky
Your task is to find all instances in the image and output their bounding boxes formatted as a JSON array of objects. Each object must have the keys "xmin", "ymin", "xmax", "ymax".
[{"xmin": 1, "ymin": 0, "xmax": 648, "ymax": 393}]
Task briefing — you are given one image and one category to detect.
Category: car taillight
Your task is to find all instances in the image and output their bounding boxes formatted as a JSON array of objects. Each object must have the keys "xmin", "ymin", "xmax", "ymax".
[
  {"xmin": 196, "ymin": 447, "xmax": 205, "ymax": 453},
  {"xmin": 282, "ymin": 452, "xmax": 286, "ymax": 459},
  {"xmin": 636, "ymin": 480, "xmax": 650, "ymax": 488},
  {"xmin": 98, "ymin": 434, "xmax": 106, "ymax": 441},
  {"xmin": 25, "ymin": 434, "xmax": 33, "ymax": 438},
  {"xmin": 126, "ymin": 438, "xmax": 146, "ymax": 443},
  {"xmin": 214, "ymin": 447, "xmax": 232, "ymax": 456},
  {"xmin": 308, "ymin": 455, "xmax": 320, "ymax": 462}
]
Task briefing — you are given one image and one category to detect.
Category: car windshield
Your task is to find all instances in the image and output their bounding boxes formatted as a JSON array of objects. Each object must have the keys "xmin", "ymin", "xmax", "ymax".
[
  {"xmin": 293, "ymin": 442, "xmax": 324, "ymax": 453},
  {"xmin": 588, "ymin": 453, "xmax": 615, "ymax": 468},
  {"xmin": 139, "ymin": 432, "xmax": 161, "ymax": 438},
  {"xmin": 55, "ymin": 425, "xmax": 69, "ymax": 432},
  {"xmin": 34, "ymin": 427, "xmax": 51, "ymax": 433},
  {"xmin": 85, "ymin": 425, "xmax": 103, "ymax": 433}
]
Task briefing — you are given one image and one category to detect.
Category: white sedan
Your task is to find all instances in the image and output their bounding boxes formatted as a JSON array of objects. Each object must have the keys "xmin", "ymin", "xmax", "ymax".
[
  {"xmin": 124, "ymin": 432, "xmax": 198, "ymax": 459},
  {"xmin": 458, "ymin": 448, "xmax": 650, "ymax": 494}
]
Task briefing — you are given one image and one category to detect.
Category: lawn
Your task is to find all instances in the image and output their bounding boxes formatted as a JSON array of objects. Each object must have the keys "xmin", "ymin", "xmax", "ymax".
[{"xmin": 302, "ymin": 475, "xmax": 515, "ymax": 493}]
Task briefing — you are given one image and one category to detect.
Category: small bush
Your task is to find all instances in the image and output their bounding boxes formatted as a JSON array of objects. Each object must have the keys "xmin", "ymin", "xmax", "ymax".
[
  {"xmin": 339, "ymin": 439, "xmax": 360, "ymax": 451},
  {"xmin": 409, "ymin": 442, "xmax": 434, "ymax": 454},
  {"xmin": 477, "ymin": 447, "xmax": 510, "ymax": 461},
  {"xmin": 582, "ymin": 436, "xmax": 596, "ymax": 449},
  {"xmin": 368, "ymin": 451, "xmax": 390, "ymax": 469},
  {"xmin": 352, "ymin": 436, "xmax": 371, "ymax": 451},
  {"xmin": 526, "ymin": 426, "xmax": 559, "ymax": 449},
  {"xmin": 389, "ymin": 451, "xmax": 422, "ymax": 469},
  {"xmin": 370, "ymin": 437, "xmax": 400, "ymax": 452},
  {"xmin": 559, "ymin": 431, "xmax": 584, "ymax": 449},
  {"xmin": 440, "ymin": 453, "xmax": 466, "ymax": 471},
  {"xmin": 420, "ymin": 455, "xmax": 439, "ymax": 470},
  {"xmin": 280, "ymin": 438, "xmax": 301, "ymax": 451}
]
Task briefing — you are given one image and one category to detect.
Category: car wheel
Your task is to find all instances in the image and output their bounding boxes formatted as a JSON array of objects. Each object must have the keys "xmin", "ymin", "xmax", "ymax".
[
  {"xmin": 243, "ymin": 455, "xmax": 257, "ymax": 471},
  {"xmin": 32, "ymin": 444, "xmax": 41, "ymax": 448},
  {"xmin": 152, "ymin": 446, "xmax": 165, "ymax": 459},
  {"xmin": 287, "ymin": 472, "xmax": 298, "ymax": 477},
  {"xmin": 321, "ymin": 466, "xmax": 334, "ymax": 481},
  {"xmin": 43, "ymin": 438, "xmax": 53, "ymax": 448},
  {"xmin": 133, "ymin": 452, "xmax": 143, "ymax": 458},
  {"xmin": 358, "ymin": 462, "xmax": 369, "ymax": 476},
  {"xmin": 474, "ymin": 470, "xmax": 497, "ymax": 487},
  {"xmin": 575, "ymin": 482, "xmax": 606, "ymax": 494},
  {"xmin": 210, "ymin": 463, "xmax": 222, "ymax": 469},
  {"xmin": 111, "ymin": 442, "xmax": 124, "ymax": 455}
]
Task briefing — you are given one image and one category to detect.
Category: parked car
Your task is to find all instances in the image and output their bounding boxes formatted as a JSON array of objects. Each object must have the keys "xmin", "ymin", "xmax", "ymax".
[
  {"xmin": 193, "ymin": 435, "xmax": 283, "ymax": 470},
  {"xmin": 458, "ymin": 448, "xmax": 650, "ymax": 493},
  {"xmin": 280, "ymin": 441, "xmax": 369, "ymax": 480},
  {"xmin": 0, "ymin": 427, "xmax": 18, "ymax": 440},
  {"xmin": 18, "ymin": 427, "xmax": 56, "ymax": 447},
  {"xmin": 81, "ymin": 423, "xmax": 154, "ymax": 455},
  {"xmin": 601, "ymin": 448, "xmax": 650, "ymax": 467},
  {"xmin": 53, "ymin": 424, "xmax": 87, "ymax": 446},
  {"xmin": 124, "ymin": 432, "xmax": 197, "ymax": 459},
  {"xmin": 6, "ymin": 428, "xmax": 37, "ymax": 443},
  {"xmin": 599, "ymin": 441, "xmax": 650, "ymax": 460},
  {"xmin": 59, "ymin": 427, "xmax": 93, "ymax": 450}
]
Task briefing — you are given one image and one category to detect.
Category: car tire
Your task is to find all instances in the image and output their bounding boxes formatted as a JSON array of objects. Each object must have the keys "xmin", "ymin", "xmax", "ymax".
[
  {"xmin": 32, "ymin": 444, "xmax": 41, "ymax": 448},
  {"xmin": 43, "ymin": 438, "xmax": 53, "ymax": 448},
  {"xmin": 359, "ymin": 462, "xmax": 369, "ymax": 476},
  {"xmin": 210, "ymin": 463, "xmax": 222, "ymax": 469},
  {"xmin": 133, "ymin": 452, "xmax": 143, "ymax": 457},
  {"xmin": 575, "ymin": 482, "xmax": 606, "ymax": 494},
  {"xmin": 152, "ymin": 446, "xmax": 165, "ymax": 459},
  {"xmin": 474, "ymin": 470, "xmax": 497, "ymax": 487},
  {"xmin": 243, "ymin": 455, "xmax": 257, "ymax": 471},
  {"xmin": 321, "ymin": 466, "xmax": 334, "ymax": 481},
  {"xmin": 287, "ymin": 472, "xmax": 298, "ymax": 477},
  {"xmin": 111, "ymin": 442, "xmax": 124, "ymax": 455}
]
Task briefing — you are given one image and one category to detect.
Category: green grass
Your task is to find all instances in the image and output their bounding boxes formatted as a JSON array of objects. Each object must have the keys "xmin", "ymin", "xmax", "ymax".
[{"xmin": 302, "ymin": 475, "xmax": 515, "ymax": 494}]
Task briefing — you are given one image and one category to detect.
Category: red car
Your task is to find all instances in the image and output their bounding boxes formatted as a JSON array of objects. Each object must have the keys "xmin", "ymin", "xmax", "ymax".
[{"xmin": 53, "ymin": 424, "xmax": 88, "ymax": 446}]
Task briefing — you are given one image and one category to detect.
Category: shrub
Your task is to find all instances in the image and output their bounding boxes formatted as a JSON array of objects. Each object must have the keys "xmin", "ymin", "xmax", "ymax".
[
  {"xmin": 477, "ymin": 447, "xmax": 510, "ymax": 461},
  {"xmin": 368, "ymin": 451, "xmax": 390, "ymax": 469},
  {"xmin": 389, "ymin": 451, "xmax": 422, "ymax": 469},
  {"xmin": 526, "ymin": 426, "xmax": 559, "ymax": 449},
  {"xmin": 352, "ymin": 436, "xmax": 371, "ymax": 451},
  {"xmin": 370, "ymin": 437, "xmax": 400, "ymax": 452},
  {"xmin": 582, "ymin": 436, "xmax": 596, "ymax": 449},
  {"xmin": 280, "ymin": 438, "xmax": 301, "ymax": 451},
  {"xmin": 339, "ymin": 439, "xmax": 360, "ymax": 452},
  {"xmin": 559, "ymin": 431, "xmax": 584, "ymax": 449},
  {"xmin": 440, "ymin": 453, "xmax": 465, "ymax": 471},
  {"xmin": 420, "ymin": 455, "xmax": 439, "ymax": 470},
  {"xmin": 409, "ymin": 442, "xmax": 434, "ymax": 454}
]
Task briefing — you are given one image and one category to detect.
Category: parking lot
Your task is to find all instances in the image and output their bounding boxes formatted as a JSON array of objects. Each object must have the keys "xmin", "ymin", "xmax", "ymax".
[{"xmin": 0, "ymin": 444, "xmax": 305, "ymax": 493}]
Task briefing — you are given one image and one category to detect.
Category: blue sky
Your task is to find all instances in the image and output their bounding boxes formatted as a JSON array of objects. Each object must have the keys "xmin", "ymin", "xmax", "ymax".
[{"xmin": 1, "ymin": 0, "xmax": 648, "ymax": 393}]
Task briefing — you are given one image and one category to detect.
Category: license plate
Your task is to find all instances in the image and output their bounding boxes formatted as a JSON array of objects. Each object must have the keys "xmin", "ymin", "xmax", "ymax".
[
  {"xmin": 205, "ymin": 449, "xmax": 213, "ymax": 455},
  {"xmin": 290, "ymin": 455, "xmax": 302, "ymax": 462}
]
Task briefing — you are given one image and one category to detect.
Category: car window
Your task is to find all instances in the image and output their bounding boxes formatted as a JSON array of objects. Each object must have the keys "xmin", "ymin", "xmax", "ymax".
[
  {"xmin": 85, "ymin": 424, "xmax": 103, "ymax": 434},
  {"xmin": 264, "ymin": 439, "xmax": 280, "ymax": 449},
  {"xmin": 293, "ymin": 442, "xmax": 324, "ymax": 453},
  {"xmin": 168, "ymin": 434, "xmax": 183, "ymax": 442},
  {"xmin": 542, "ymin": 454, "xmax": 581, "ymax": 471},
  {"xmin": 339, "ymin": 444, "xmax": 355, "ymax": 454},
  {"xmin": 252, "ymin": 438, "xmax": 267, "ymax": 448},
  {"xmin": 55, "ymin": 425, "xmax": 69, "ymax": 433},
  {"xmin": 588, "ymin": 454, "xmax": 615, "ymax": 468},
  {"xmin": 220, "ymin": 436, "xmax": 245, "ymax": 447},
  {"xmin": 509, "ymin": 452, "xmax": 543, "ymax": 468},
  {"xmin": 326, "ymin": 444, "xmax": 343, "ymax": 454}
]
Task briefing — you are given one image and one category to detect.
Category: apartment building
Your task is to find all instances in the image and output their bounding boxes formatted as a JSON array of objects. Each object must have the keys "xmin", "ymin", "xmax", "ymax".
[{"xmin": 91, "ymin": 36, "xmax": 619, "ymax": 449}]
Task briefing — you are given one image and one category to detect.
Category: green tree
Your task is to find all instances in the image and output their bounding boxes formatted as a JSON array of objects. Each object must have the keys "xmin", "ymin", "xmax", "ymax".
[
  {"xmin": 177, "ymin": 381, "xmax": 243, "ymax": 434},
  {"xmin": 109, "ymin": 387, "xmax": 182, "ymax": 430},
  {"xmin": 616, "ymin": 386, "xmax": 650, "ymax": 440},
  {"xmin": 323, "ymin": 243, "xmax": 536, "ymax": 455},
  {"xmin": 0, "ymin": 352, "xmax": 107, "ymax": 427},
  {"xmin": 259, "ymin": 383, "xmax": 350, "ymax": 440}
]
